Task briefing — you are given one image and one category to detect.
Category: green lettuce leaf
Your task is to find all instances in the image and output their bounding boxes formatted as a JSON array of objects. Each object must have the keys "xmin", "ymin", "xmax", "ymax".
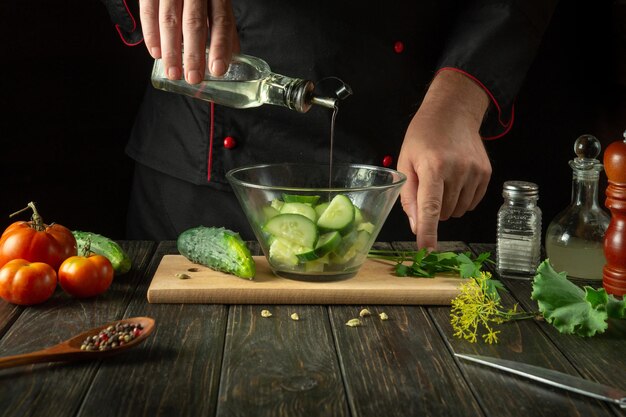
[
  {"xmin": 607, "ymin": 294, "xmax": 626, "ymax": 319},
  {"xmin": 531, "ymin": 260, "xmax": 609, "ymax": 337}
]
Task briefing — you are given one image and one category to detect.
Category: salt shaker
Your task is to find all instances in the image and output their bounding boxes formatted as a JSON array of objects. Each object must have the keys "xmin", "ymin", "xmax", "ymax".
[{"xmin": 496, "ymin": 181, "xmax": 542, "ymax": 277}]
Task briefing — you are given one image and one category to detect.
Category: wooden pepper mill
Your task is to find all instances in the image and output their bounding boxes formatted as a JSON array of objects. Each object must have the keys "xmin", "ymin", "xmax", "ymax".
[{"xmin": 603, "ymin": 130, "xmax": 626, "ymax": 296}]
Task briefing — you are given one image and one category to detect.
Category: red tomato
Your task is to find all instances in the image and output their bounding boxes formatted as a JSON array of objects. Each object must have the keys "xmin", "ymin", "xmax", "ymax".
[
  {"xmin": 58, "ymin": 255, "xmax": 114, "ymax": 298},
  {"xmin": 0, "ymin": 203, "xmax": 77, "ymax": 270},
  {"xmin": 0, "ymin": 259, "xmax": 58, "ymax": 305}
]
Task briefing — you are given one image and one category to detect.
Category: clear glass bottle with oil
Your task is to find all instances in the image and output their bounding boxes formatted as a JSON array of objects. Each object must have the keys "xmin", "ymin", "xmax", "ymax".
[
  {"xmin": 151, "ymin": 50, "xmax": 343, "ymax": 113},
  {"xmin": 545, "ymin": 134, "xmax": 611, "ymax": 280}
]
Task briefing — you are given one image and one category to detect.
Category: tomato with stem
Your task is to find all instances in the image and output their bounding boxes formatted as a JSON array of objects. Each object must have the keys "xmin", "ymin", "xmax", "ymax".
[
  {"xmin": 58, "ymin": 254, "xmax": 114, "ymax": 298},
  {"xmin": 0, "ymin": 202, "xmax": 77, "ymax": 270}
]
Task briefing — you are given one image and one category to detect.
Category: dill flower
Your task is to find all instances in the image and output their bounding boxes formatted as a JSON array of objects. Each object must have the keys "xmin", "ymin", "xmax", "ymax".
[{"xmin": 450, "ymin": 271, "xmax": 527, "ymax": 344}]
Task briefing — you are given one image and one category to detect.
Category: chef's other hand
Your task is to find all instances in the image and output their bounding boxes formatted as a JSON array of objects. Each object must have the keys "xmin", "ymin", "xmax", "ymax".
[
  {"xmin": 397, "ymin": 70, "xmax": 491, "ymax": 251},
  {"xmin": 139, "ymin": 0, "xmax": 240, "ymax": 83}
]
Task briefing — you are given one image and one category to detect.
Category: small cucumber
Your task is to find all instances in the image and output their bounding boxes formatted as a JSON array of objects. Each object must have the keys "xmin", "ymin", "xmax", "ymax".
[
  {"xmin": 72, "ymin": 231, "xmax": 132, "ymax": 275},
  {"xmin": 177, "ymin": 226, "xmax": 255, "ymax": 279}
]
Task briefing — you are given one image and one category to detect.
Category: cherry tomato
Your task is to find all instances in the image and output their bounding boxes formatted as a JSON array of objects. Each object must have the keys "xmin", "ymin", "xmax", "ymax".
[
  {"xmin": 0, "ymin": 202, "xmax": 77, "ymax": 270},
  {"xmin": 0, "ymin": 259, "xmax": 57, "ymax": 305},
  {"xmin": 58, "ymin": 254, "xmax": 114, "ymax": 298}
]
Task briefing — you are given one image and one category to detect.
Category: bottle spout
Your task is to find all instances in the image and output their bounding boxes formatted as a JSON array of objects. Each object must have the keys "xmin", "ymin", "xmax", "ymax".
[
  {"xmin": 310, "ymin": 96, "xmax": 337, "ymax": 109},
  {"xmin": 309, "ymin": 77, "xmax": 353, "ymax": 110}
]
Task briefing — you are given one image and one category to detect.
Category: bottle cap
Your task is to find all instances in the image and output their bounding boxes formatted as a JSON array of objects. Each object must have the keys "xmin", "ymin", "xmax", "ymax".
[
  {"xmin": 570, "ymin": 134, "xmax": 603, "ymax": 172},
  {"xmin": 503, "ymin": 180, "xmax": 539, "ymax": 199}
]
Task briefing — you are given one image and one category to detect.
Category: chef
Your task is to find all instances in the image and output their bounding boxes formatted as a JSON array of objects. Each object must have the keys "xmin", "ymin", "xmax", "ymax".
[{"xmin": 99, "ymin": 0, "xmax": 558, "ymax": 250}]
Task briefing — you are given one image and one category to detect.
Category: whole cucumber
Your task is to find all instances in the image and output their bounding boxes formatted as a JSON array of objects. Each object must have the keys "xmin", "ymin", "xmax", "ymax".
[
  {"xmin": 177, "ymin": 226, "xmax": 255, "ymax": 279},
  {"xmin": 72, "ymin": 231, "xmax": 132, "ymax": 275}
]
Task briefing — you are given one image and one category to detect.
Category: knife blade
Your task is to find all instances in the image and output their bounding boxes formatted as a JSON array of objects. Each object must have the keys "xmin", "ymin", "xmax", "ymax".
[{"xmin": 455, "ymin": 353, "xmax": 626, "ymax": 409}]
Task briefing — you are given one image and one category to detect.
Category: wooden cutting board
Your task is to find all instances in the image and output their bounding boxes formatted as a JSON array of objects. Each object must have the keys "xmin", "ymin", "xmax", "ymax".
[{"xmin": 147, "ymin": 255, "xmax": 463, "ymax": 305}]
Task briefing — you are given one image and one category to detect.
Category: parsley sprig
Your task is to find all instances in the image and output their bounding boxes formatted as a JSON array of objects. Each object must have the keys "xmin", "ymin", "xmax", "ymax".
[
  {"xmin": 368, "ymin": 248, "xmax": 503, "ymax": 298},
  {"xmin": 367, "ymin": 248, "xmax": 494, "ymax": 278}
]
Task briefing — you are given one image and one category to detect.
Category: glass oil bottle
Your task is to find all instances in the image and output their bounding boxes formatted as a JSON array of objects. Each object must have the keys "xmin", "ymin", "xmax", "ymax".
[
  {"xmin": 151, "ymin": 50, "xmax": 345, "ymax": 113},
  {"xmin": 545, "ymin": 134, "xmax": 610, "ymax": 280}
]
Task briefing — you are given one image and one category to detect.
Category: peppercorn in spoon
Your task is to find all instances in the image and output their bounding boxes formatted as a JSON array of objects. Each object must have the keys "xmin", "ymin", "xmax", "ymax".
[{"xmin": 0, "ymin": 316, "xmax": 155, "ymax": 370}]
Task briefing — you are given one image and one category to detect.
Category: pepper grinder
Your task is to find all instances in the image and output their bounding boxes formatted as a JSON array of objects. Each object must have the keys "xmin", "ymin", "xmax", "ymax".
[{"xmin": 603, "ymin": 130, "xmax": 626, "ymax": 296}]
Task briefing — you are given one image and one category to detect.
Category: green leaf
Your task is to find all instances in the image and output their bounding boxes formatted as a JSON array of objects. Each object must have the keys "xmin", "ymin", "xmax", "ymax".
[
  {"xmin": 531, "ymin": 260, "xmax": 609, "ymax": 337},
  {"xmin": 607, "ymin": 295, "xmax": 626, "ymax": 319},
  {"xmin": 459, "ymin": 263, "xmax": 477, "ymax": 279},
  {"xmin": 432, "ymin": 251, "xmax": 458, "ymax": 262},
  {"xmin": 474, "ymin": 251, "xmax": 494, "ymax": 265},
  {"xmin": 395, "ymin": 263, "xmax": 409, "ymax": 277},
  {"xmin": 411, "ymin": 248, "xmax": 428, "ymax": 265},
  {"xmin": 481, "ymin": 278, "xmax": 505, "ymax": 301},
  {"xmin": 455, "ymin": 253, "xmax": 479, "ymax": 278}
]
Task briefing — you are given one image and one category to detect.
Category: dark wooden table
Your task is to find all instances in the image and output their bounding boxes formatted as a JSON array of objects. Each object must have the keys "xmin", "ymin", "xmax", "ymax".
[{"xmin": 1, "ymin": 241, "xmax": 624, "ymax": 417}]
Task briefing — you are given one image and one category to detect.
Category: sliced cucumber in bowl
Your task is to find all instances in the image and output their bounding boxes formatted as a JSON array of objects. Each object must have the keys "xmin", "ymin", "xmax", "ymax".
[
  {"xmin": 263, "ymin": 213, "xmax": 318, "ymax": 248},
  {"xmin": 296, "ymin": 231, "xmax": 342, "ymax": 262},
  {"xmin": 280, "ymin": 202, "xmax": 318, "ymax": 222},
  {"xmin": 316, "ymin": 194, "xmax": 355, "ymax": 234},
  {"xmin": 260, "ymin": 193, "xmax": 375, "ymax": 275}
]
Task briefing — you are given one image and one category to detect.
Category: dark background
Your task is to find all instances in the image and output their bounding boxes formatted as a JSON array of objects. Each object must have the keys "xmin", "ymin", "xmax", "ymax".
[{"xmin": 1, "ymin": 1, "xmax": 625, "ymax": 243}]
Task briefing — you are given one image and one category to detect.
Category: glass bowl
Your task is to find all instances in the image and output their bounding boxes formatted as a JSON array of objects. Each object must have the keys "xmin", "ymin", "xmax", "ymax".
[{"xmin": 226, "ymin": 163, "xmax": 406, "ymax": 281}]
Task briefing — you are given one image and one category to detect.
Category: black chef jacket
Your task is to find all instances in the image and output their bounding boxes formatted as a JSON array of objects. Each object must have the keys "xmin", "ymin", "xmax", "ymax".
[{"xmin": 100, "ymin": 0, "xmax": 558, "ymax": 241}]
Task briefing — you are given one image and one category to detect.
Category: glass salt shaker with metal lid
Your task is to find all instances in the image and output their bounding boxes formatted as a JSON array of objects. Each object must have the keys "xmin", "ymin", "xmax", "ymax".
[
  {"xmin": 496, "ymin": 180, "xmax": 542, "ymax": 277},
  {"xmin": 545, "ymin": 134, "xmax": 610, "ymax": 280}
]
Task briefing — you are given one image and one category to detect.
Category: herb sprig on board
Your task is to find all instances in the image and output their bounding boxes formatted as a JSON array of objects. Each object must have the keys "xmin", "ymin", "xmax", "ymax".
[{"xmin": 367, "ymin": 248, "xmax": 503, "ymax": 298}]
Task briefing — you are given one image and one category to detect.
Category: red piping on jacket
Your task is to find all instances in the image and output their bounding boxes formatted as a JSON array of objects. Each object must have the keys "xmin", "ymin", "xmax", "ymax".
[
  {"xmin": 436, "ymin": 67, "xmax": 514, "ymax": 140},
  {"xmin": 115, "ymin": 0, "xmax": 143, "ymax": 46},
  {"xmin": 207, "ymin": 102, "xmax": 215, "ymax": 181}
]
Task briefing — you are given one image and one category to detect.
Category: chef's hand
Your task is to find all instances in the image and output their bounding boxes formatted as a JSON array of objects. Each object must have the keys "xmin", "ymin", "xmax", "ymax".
[
  {"xmin": 397, "ymin": 70, "xmax": 491, "ymax": 251},
  {"xmin": 139, "ymin": 0, "xmax": 240, "ymax": 82}
]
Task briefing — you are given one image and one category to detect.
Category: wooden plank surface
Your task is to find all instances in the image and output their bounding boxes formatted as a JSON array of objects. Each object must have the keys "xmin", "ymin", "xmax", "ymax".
[
  {"xmin": 217, "ymin": 305, "xmax": 350, "ymax": 417},
  {"xmin": 330, "ymin": 304, "xmax": 485, "ymax": 417},
  {"xmin": 77, "ymin": 242, "xmax": 228, "ymax": 417},
  {"xmin": 147, "ymin": 255, "xmax": 462, "ymax": 305}
]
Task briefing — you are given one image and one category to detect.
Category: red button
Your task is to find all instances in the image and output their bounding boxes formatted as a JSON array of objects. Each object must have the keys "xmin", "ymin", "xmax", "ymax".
[
  {"xmin": 393, "ymin": 41, "xmax": 404, "ymax": 54},
  {"xmin": 223, "ymin": 136, "xmax": 236, "ymax": 149},
  {"xmin": 382, "ymin": 155, "xmax": 393, "ymax": 167}
]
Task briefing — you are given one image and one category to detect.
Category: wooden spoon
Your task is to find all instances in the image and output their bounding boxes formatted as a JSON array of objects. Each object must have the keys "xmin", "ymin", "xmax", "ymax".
[{"xmin": 0, "ymin": 316, "xmax": 155, "ymax": 370}]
